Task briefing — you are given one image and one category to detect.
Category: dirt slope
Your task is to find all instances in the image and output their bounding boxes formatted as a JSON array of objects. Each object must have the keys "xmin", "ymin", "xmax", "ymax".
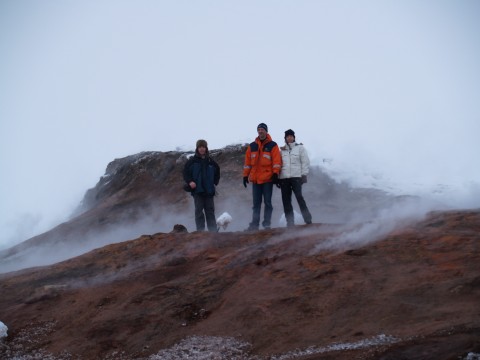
[{"xmin": 1, "ymin": 210, "xmax": 479, "ymax": 359}]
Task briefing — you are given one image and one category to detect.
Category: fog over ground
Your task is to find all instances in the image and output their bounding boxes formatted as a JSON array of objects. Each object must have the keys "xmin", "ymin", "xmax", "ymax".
[{"xmin": 1, "ymin": 0, "xmax": 479, "ymax": 250}]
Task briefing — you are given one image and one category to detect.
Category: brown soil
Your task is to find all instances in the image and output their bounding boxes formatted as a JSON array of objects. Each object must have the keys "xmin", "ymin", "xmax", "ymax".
[{"xmin": 1, "ymin": 210, "xmax": 479, "ymax": 359}]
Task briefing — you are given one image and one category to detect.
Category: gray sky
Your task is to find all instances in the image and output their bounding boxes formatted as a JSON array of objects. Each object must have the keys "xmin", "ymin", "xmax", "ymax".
[{"xmin": 1, "ymin": 0, "xmax": 479, "ymax": 249}]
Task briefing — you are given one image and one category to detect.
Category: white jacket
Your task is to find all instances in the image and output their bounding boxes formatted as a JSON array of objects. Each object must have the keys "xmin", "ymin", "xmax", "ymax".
[{"xmin": 279, "ymin": 142, "xmax": 310, "ymax": 179}]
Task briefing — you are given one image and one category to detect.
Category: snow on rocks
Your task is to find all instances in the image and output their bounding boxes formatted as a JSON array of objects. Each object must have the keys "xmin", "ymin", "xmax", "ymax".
[
  {"xmin": 0, "ymin": 321, "xmax": 7, "ymax": 339},
  {"xmin": 148, "ymin": 335, "xmax": 254, "ymax": 360},
  {"xmin": 269, "ymin": 334, "xmax": 400, "ymax": 360}
]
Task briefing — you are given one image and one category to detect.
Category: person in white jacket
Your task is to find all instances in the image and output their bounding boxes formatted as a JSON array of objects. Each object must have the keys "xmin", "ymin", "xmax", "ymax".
[{"xmin": 279, "ymin": 129, "xmax": 312, "ymax": 226}]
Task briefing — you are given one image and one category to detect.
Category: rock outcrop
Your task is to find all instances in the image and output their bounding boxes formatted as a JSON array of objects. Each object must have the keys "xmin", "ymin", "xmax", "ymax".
[
  {"xmin": 1, "ymin": 145, "xmax": 478, "ymax": 359},
  {"xmin": 0, "ymin": 145, "xmax": 405, "ymax": 273}
]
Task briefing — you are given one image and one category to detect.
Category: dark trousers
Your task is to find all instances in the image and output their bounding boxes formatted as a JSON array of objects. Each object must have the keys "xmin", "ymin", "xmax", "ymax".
[
  {"xmin": 193, "ymin": 194, "xmax": 216, "ymax": 231},
  {"xmin": 250, "ymin": 182, "xmax": 273, "ymax": 228},
  {"xmin": 280, "ymin": 178, "xmax": 312, "ymax": 226}
]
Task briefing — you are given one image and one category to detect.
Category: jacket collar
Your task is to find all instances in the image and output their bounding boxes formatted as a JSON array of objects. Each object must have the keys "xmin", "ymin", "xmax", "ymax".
[
  {"xmin": 255, "ymin": 133, "xmax": 272, "ymax": 144},
  {"xmin": 281, "ymin": 141, "xmax": 296, "ymax": 150}
]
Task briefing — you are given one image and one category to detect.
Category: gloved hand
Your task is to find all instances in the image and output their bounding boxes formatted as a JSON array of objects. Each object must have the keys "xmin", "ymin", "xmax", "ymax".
[
  {"xmin": 243, "ymin": 176, "xmax": 249, "ymax": 188},
  {"xmin": 301, "ymin": 175, "xmax": 307, "ymax": 184},
  {"xmin": 271, "ymin": 173, "xmax": 279, "ymax": 184}
]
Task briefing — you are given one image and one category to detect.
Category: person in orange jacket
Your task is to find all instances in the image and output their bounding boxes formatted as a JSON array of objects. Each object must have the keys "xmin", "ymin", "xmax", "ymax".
[{"xmin": 243, "ymin": 123, "xmax": 282, "ymax": 230}]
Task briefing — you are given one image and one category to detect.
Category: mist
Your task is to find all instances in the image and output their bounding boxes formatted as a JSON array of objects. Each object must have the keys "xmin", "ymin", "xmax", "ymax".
[
  {"xmin": 310, "ymin": 196, "xmax": 436, "ymax": 254},
  {"xmin": 0, "ymin": 202, "xmax": 206, "ymax": 273},
  {"xmin": 1, "ymin": 1, "xmax": 479, "ymax": 251},
  {"xmin": 0, "ymin": 173, "xmax": 444, "ymax": 274}
]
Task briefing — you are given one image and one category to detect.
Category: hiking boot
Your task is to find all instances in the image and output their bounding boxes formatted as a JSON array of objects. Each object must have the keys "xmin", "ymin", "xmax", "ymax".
[
  {"xmin": 263, "ymin": 226, "xmax": 271, "ymax": 230},
  {"xmin": 244, "ymin": 224, "xmax": 259, "ymax": 231}
]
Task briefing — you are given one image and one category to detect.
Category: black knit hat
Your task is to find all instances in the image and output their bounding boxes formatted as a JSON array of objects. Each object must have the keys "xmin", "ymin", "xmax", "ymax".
[
  {"xmin": 284, "ymin": 129, "xmax": 295, "ymax": 140},
  {"xmin": 257, "ymin": 123, "xmax": 268, "ymax": 132},
  {"xmin": 196, "ymin": 139, "xmax": 208, "ymax": 149}
]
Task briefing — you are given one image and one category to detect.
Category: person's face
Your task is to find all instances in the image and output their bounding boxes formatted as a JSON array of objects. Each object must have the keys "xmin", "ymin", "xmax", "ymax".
[
  {"xmin": 257, "ymin": 128, "xmax": 267, "ymax": 140},
  {"xmin": 286, "ymin": 135, "xmax": 295, "ymax": 144},
  {"xmin": 198, "ymin": 146, "xmax": 207, "ymax": 155}
]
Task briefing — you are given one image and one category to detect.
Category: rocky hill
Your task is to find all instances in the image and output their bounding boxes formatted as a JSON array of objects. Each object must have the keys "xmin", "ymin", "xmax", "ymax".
[
  {"xmin": 0, "ymin": 145, "xmax": 479, "ymax": 359},
  {"xmin": 0, "ymin": 145, "xmax": 406, "ymax": 273}
]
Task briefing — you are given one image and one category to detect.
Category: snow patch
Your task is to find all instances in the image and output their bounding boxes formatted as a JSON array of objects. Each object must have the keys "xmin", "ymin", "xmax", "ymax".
[
  {"xmin": 146, "ymin": 334, "xmax": 400, "ymax": 360},
  {"xmin": 465, "ymin": 353, "xmax": 480, "ymax": 360},
  {"xmin": 0, "ymin": 321, "xmax": 7, "ymax": 339},
  {"xmin": 270, "ymin": 334, "xmax": 400, "ymax": 359},
  {"xmin": 148, "ymin": 335, "xmax": 253, "ymax": 360}
]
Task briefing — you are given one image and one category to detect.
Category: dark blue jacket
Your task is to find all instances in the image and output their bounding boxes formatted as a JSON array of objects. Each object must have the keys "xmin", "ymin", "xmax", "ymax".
[{"xmin": 183, "ymin": 153, "xmax": 220, "ymax": 196}]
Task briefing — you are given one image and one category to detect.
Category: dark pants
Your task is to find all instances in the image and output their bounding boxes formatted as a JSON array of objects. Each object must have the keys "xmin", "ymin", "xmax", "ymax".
[
  {"xmin": 280, "ymin": 178, "xmax": 312, "ymax": 226},
  {"xmin": 250, "ymin": 182, "xmax": 273, "ymax": 229},
  {"xmin": 193, "ymin": 194, "xmax": 216, "ymax": 231}
]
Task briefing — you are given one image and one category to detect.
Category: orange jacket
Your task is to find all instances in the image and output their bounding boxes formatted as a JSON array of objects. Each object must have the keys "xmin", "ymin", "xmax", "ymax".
[{"xmin": 243, "ymin": 134, "xmax": 282, "ymax": 184}]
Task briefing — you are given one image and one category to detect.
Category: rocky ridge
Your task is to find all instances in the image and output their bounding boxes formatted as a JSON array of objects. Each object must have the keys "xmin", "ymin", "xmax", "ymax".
[
  {"xmin": 0, "ymin": 145, "xmax": 403, "ymax": 273},
  {"xmin": 0, "ymin": 145, "xmax": 478, "ymax": 359}
]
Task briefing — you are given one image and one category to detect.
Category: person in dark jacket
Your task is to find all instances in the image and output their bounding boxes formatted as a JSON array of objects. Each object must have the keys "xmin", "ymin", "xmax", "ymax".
[{"xmin": 183, "ymin": 139, "xmax": 220, "ymax": 232}]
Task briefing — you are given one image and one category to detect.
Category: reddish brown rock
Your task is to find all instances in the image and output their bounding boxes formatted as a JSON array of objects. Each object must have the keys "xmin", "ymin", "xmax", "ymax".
[
  {"xmin": 0, "ymin": 147, "xmax": 478, "ymax": 359},
  {"xmin": 0, "ymin": 146, "xmax": 410, "ymax": 273},
  {"xmin": 0, "ymin": 210, "xmax": 479, "ymax": 359}
]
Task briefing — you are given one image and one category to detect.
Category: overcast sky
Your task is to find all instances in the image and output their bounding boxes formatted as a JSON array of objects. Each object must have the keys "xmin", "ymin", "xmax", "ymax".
[{"xmin": 1, "ymin": 0, "xmax": 479, "ymax": 249}]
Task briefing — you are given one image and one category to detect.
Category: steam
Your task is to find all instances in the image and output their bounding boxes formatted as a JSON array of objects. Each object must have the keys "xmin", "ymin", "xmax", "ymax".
[
  {"xmin": 316, "ymin": 157, "xmax": 480, "ymax": 211},
  {"xmin": 278, "ymin": 210, "xmax": 303, "ymax": 227},
  {"xmin": 259, "ymin": 193, "xmax": 438, "ymax": 257},
  {"xmin": 0, "ymin": 176, "xmax": 450, "ymax": 274},
  {"xmin": 1, "ymin": 149, "xmax": 476, "ymax": 274},
  {"xmin": 310, "ymin": 197, "xmax": 434, "ymax": 254},
  {"xmin": 1, "ymin": 213, "xmax": 44, "ymax": 251},
  {"xmin": 0, "ymin": 206, "xmax": 198, "ymax": 274}
]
